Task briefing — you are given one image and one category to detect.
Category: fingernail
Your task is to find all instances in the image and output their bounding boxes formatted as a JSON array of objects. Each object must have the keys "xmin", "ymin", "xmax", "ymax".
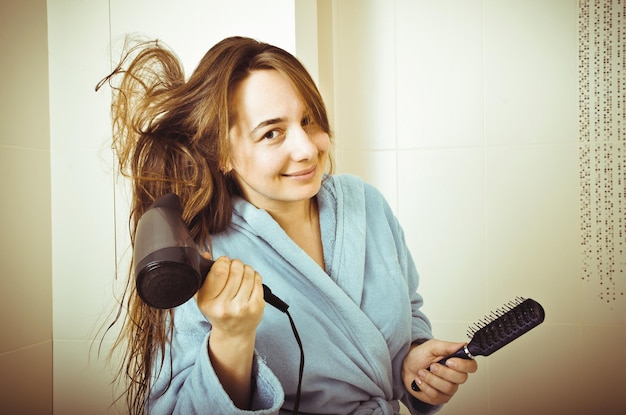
[
  {"xmin": 430, "ymin": 364, "xmax": 438, "ymax": 373},
  {"xmin": 446, "ymin": 359, "xmax": 456, "ymax": 368},
  {"xmin": 418, "ymin": 369, "xmax": 428, "ymax": 379},
  {"xmin": 411, "ymin": 380, "xmax": 420, "ymax": 391}
]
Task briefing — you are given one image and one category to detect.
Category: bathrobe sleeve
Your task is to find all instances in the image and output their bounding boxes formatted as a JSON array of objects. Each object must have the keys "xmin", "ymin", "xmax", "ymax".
[{"xmin": 147, "ymin": 300, "xmax": 284, "ymax": 415}]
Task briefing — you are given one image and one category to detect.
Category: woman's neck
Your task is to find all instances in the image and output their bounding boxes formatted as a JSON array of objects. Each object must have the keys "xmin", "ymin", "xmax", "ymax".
[
  {"xmin": 266, "ymin": 198, "xmax": 325, "ymax": 269},
  {"xmin": 266, "ymin": 198, "xmax": 315, "ymax": 230}
]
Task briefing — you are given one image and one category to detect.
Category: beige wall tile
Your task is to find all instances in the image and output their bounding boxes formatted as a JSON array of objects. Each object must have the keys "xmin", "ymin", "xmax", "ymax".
[
  {"xmin": 578, "ymin": 325, "xmax": 626, "ymax": 413},
  {"xmin": 0, "ymin": 147, "xmax": 52, "ymax": 353},
  {"xmin": 0, "ymin": 0, "xmax": 50, "ymax": 150},
  {"xmin": 489, "ymin": 323, "xmax": 582, "ymax": 414},
  {"xmin": 0, "ymin": 341, "xmax": 52, "ymax": 415}
]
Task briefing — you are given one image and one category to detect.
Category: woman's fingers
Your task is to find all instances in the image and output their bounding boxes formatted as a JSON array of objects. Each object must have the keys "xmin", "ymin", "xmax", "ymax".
[
  {"xmin": 196, "ymin": 256, "xmax": 265, "ymax": 335},
  {"xmin": 220, "ymin": 258, "xmax": 246, "ymax": 300}
]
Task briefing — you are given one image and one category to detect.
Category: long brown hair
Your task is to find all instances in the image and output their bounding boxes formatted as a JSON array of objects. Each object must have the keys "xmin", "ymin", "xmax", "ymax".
[{"xmin": 98, "ymin": 36, "xmax": 332, "ymax": 414}]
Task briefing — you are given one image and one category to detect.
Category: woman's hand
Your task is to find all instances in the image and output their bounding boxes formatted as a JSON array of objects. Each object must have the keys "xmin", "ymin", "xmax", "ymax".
[
  {"xmin": 196, "ymin": 255, "xmax": 266, "ymax": 336},
  {"xmin": 195, "ymin": 255, "xmax": 266, "ymax": 409},
  {"xmin": 402, "ymin": 339, "xmax": 478, "ymax": 406}
]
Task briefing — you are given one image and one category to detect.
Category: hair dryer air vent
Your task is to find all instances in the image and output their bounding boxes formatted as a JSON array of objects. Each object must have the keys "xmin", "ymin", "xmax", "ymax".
[{"xmin": 133, "ymin": 193, "xmax": 210, "ymax": 309}]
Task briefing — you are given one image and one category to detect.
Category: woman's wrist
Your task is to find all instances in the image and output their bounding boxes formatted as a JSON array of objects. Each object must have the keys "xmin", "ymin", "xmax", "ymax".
[{"xmin": 208, "ymin": 329, "xmax": 256, "ymax": 409}]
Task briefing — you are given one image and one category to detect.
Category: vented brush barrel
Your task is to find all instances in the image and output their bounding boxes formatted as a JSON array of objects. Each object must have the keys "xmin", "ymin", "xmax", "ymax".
[
  {"xmin": 440, "ymin": 298, "xmax": 545, "ymax": 364},
  {"xmin": 467, "ymin": 298, "xmax": 545, "ymax": 357}
]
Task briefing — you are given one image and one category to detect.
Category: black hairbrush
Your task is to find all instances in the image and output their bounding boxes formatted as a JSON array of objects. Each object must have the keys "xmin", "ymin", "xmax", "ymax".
[{"xmin": 412, "ymin": 297, "xmax": 545, "ymax": 391}]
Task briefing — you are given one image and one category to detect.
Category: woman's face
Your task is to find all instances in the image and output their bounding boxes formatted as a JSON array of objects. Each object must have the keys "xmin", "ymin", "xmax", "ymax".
[{"xmin": 228, "ymin": 69, "xmax": 330, "ymax": 211}]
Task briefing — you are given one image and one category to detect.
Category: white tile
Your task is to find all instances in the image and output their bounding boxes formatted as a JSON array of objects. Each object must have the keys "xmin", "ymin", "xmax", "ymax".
[
  {"xmin": 398, "ymin": 148, "xmax": 486, "ymax": 321},
  {"xmin": 109, "ymin": 0, "xmax": 297, "ymax": 70},
  {"xmin": 396, "ymin": 0, "xmax": 484, "ymax": 149},
  {"xmin": 333, "ymin": 0, "xmax": 396, "ymax": 151},
  {"xmin": 336, "ymin": 149, "xmax": 398, "ymax": 213},
  {"xmin": 51, "ymin": 148, "xmax": 118, "ymax": 340},
  {"xmin": 54, "ymin": 340, "xmax": 124, "ymax": 415},
  {"xmin": 47, "ymin": 0, "xmax": 111, "ymax": 151},
  {"xmin": 484, "ymin": 144, "xmax": 580, "ymax": 323},
  {"xmin": 483, "ymin": 0, "xmax": 578, "ymax": 146}
]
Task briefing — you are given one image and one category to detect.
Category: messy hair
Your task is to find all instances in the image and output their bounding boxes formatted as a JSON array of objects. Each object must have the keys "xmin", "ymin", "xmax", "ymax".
[{"xmin": 97, "ymin": 35, "xmax": 331, "ymax": 414}]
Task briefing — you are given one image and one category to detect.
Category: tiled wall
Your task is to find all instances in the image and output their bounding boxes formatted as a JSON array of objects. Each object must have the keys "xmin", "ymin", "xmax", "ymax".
[
  {"xmin": 0, "ymin": 0, "xmax": 53, "ymax": 413},
  {"xmin": 10, "ymin": 0, "xmax": 622, "ymax": 414},
  {"xmin": 333, "ymin": 0, "xmax": 625, "ymax": 414}
]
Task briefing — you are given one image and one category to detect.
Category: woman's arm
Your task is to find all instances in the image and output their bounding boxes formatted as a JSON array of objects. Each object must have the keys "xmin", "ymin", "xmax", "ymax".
[
  {"xmin": 148, "ymin": 256, "xmax": 284, "ymax": 415},
  {"xmin": 196, "ymin": 256, "xmax": 266, "ymax": 409}
]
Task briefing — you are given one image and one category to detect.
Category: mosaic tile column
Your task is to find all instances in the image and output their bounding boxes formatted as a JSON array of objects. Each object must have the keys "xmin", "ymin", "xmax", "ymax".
[{"xmin": 579, "ymin": 0, "xmax": 626, "ymax": 305}]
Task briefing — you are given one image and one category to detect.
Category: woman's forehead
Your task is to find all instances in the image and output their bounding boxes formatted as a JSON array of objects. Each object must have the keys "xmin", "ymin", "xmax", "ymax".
[{"xmin": 232, "ymin": 71, "xmax": 305, "ymax": 123}]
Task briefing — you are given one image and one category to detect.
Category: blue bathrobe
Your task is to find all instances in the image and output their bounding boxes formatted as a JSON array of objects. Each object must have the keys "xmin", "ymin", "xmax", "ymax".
[{"xmin": 148, "ymin": 174, "xmax": 440, "ymax": 415}]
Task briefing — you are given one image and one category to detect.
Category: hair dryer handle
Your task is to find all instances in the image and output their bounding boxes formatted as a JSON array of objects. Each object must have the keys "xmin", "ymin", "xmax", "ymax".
[{"xmin": 198, "ymin": 256, "xmax": 289, "ymax": 313}]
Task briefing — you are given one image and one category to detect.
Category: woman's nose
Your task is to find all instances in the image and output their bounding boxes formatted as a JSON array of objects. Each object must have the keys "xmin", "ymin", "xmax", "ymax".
[{"xmin": 288, "ymin": 125, "xmax": 317, "ymax": 161}]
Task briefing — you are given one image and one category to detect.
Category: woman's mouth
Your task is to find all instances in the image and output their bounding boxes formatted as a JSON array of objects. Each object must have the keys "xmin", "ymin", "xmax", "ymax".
[{"xmin": 283, "ymin": 165, "xmax": 317, "ymax": 179}]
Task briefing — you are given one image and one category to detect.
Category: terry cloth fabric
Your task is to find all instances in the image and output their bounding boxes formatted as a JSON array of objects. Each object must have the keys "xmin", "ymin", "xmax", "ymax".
[{"xmin": 148, "ymin": 174, "xmax": 440, "ymax": 415}]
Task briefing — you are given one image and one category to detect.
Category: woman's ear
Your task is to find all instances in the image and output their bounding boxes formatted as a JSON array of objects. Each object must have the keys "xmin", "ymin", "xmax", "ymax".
[
  {"xmin": 220, "ymin": 160, "xmax": 232, "ymax": 174},
  {"xmin": 219, "ymin": 152, "xmax": 233, "ymax": 174}
]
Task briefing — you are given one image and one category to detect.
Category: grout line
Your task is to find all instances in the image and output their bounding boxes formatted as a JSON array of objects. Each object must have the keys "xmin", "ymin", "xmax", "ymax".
[
  {"xmin": 393, "ymin": 0, "xmax": 400, "ymax": 216},
  {"xmin": 0, "ymin": 339, "xmax": 52, "ymax": 357},
  {"xmin": 479, "ymin": 1, "xmax": 491, "ymax": 412}
]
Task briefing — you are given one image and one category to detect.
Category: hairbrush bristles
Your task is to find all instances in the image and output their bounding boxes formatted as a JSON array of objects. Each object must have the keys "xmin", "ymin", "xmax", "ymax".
[
  {"xmin": 466, "ymin": 296, "xmax": 527, "ymax": 339},
  {"xmin": 440, "ymin": 297, "xmax": 545, "ymax": 363}
]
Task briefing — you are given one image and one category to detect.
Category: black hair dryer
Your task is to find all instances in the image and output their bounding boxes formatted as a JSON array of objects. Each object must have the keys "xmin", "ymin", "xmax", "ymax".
[{"xmin": 133, "ymin": 193, "xmax": 288, "ymax": 312}]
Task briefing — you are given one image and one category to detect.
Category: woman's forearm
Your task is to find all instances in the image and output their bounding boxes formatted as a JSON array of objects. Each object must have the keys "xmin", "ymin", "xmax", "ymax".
[{"xmin": 208, "ymin": 329, "xmax": 256, "ymax": 409}]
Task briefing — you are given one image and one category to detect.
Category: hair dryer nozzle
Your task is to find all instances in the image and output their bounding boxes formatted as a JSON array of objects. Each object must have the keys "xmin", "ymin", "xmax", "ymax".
[
  {"xmin": 133, "ymin": 194, "xmax": 209, "ymax": 309},
  {"xmin": 136, "ymin": 255, "xmax": 201, "ymax": 309},
  {"xmin": 135, "ymin": 246, "xmax": 212, "ymax": 309},
  {"xmin": 133, "ymin": 193, "xmax": 289, "ymax": 312}
]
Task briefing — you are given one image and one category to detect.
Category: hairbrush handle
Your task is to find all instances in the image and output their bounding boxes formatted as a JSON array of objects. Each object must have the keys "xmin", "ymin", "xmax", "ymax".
[
  {"xmin": 411, "ymin": 346, "xmax": 475, "ymax": 392},
  {"xmin": 437, "ymin": 345, "xmax": 475, "ymax": 366}
]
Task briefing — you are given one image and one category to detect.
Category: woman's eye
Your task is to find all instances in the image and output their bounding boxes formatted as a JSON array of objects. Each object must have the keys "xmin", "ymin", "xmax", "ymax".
[
  {"xmin": 301, "ymin": 116, "xmax": 312, "ymax": 127},
  {"xmin": 263, "ymin": 130, "xmax": 278, "ymax": 140}
]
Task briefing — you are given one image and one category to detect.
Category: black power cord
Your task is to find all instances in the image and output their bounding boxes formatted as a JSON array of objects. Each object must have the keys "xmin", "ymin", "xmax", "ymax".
[{"xmin": 284, "ymin": 309, "xmax": 304, "ymax": 414}]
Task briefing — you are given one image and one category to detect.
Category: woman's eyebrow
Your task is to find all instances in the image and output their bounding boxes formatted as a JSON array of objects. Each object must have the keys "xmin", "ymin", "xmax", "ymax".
[{"xmin": 250, "ymin": 117, "xmax": 284, "ymax": 136}]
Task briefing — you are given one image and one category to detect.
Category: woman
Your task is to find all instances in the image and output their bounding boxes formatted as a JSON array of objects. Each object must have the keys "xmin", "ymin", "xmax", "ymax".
[{"xmin": 101, "ymin": 36, "xmax": 477, "ymax": 415}]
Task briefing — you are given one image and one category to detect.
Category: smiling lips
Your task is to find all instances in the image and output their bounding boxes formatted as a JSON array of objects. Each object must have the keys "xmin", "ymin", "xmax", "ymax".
[{"xmin": 283, "ymin": 165, "xmax": 317, "ymax": 179}]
